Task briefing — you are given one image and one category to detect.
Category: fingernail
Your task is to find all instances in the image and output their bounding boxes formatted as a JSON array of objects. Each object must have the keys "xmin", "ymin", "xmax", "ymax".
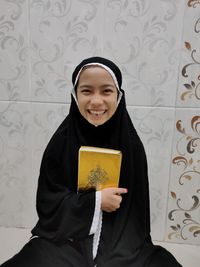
[{"xmin": 125, "ymin": 188, "xmax": 128, "ymax": 193}]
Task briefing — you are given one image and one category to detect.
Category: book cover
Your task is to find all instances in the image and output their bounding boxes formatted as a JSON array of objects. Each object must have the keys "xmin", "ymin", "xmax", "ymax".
[{"xmin": 78, "ymin": 146, "xmax": 122, "ymax": 191}]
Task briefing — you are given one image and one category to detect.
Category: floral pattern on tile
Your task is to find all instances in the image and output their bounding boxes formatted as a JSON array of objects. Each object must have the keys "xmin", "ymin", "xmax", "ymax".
[
  {"xmin": 187, "ymin": 0, "xmax": 200, "ymax": 8},
  {"xmin": 167, "ymin": 114, "xmax": 200, "ymax": 244},
  {"xmin": 177, "ymin": 1, "xmax": 200, "ymax": 107},
  {"xmin": 181, "ymin": 40, "xmax": 200, "ymax": 103}
]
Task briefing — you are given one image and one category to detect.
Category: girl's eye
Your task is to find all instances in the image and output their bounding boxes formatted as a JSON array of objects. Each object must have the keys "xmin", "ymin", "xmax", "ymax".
[
  {"xmin": 104, "ymin": 88, "xmax": 114, "ymax": 94},
  {"xmin": 81, "ymin": 89, "xmax": 91, "ymax": 94}
]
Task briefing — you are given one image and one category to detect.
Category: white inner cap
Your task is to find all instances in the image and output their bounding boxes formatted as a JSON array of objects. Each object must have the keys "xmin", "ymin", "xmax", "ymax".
[{"xmin": 71, "ymin": 62, "xmax": 122, "ymax": 105}]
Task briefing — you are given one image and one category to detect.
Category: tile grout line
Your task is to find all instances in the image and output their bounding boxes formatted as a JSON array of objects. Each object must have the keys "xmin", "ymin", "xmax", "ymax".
[{"xmin": 0, "ymin": 99, "xmax": 199, "ymax": 110}]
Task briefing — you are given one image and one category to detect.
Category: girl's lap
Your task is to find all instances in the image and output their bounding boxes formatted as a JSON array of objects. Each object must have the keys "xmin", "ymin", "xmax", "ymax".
[{"xmin": 0, "ymin": 237, "xmax": 88, "ymax": 267}]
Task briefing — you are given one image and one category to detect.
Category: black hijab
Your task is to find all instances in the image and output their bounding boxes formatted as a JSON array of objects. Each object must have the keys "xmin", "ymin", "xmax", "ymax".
[{"xmin": 31, "ymin": 57, "xmax": 151, "ymax": 266}]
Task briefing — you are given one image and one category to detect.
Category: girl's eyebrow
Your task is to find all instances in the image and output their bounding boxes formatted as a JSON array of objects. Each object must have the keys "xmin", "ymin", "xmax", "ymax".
[
  {"xmin": 78, "ymin": 84, "xmax": 116, "ymax": 88},
  {"xmin": 101, "ymin": 84, "xmax": 116, "ymax": 88},
  {"xmin": 78, "ymin": 84, "xmax": 92, "ymax": 88}
]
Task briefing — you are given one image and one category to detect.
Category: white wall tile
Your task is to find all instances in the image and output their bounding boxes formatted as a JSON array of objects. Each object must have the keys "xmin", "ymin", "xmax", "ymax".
[
  {"xmin": 0, "ymin": 227, "xmax": 31, "ymax": 264},
  {"xmin": 0, "ymin": 101, "xmax": 70, "ymax": 228},
  {"xmin": 30, "ymin": 0, "xmax": 104, "ymax": 103},
  {"xmin": 0, "ymin": 102, "xmax": 33, "ymax": 227},
  {"xmin": 128, "ymin": 106, "xmax": 175, "ymax": 240},
  {"xmin": 0, "ymin": 1, "xmax": 30, "ymax": 101},
  {"xmin": 103, "ymin": 0, "xmax": 185, "ymax": 107},
  {"xmin": 30, "ymin": 102, "xmax": 70, "ymax": 225}
]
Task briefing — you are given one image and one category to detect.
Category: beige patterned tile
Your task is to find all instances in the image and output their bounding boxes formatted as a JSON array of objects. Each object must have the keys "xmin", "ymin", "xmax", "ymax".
[
  {"xmin": 166, "ymin": 108, "xmax": 200, "ymax": 245},
  {"xmin": 177, "ymin": 2, "xmax": 200, "ymax": 107}
]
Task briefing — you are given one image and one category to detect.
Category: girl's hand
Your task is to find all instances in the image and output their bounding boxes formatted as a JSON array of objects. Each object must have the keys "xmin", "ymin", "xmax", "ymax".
[{"xmin": 101, "ymin": 187, "xmax": 128, "ymax": 212}]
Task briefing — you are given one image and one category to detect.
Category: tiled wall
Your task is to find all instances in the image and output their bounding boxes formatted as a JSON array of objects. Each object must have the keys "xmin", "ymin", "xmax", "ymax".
[{"xmin": 0, "ymin": 0, "xmax": 199, "ymax": 246}]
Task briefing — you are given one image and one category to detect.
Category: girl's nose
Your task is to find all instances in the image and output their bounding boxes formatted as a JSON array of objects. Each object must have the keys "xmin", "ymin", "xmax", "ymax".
[{"xmin": 90, "ymin": 93, "xmax": 103, "ymax": 104}]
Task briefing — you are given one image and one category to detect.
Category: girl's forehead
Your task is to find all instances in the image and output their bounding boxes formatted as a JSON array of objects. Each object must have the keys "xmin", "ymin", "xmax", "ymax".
[{"xmin": 78, "ymin": 66, "xmax": 114, "ymax": 80}]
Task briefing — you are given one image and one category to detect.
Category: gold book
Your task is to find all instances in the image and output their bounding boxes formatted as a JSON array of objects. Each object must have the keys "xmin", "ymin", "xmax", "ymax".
[{"xmin": 78, "ymin": 146, "xmax": 122, "ymax": 191}]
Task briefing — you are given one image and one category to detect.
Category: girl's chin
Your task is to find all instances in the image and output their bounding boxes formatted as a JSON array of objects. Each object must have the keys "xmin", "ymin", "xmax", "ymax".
[
  {"xmin": 87, "ymin": 118, "xmax": 107, "ymax": 126},
  {"xmin": 86, "ymin": 114, "xmax": 108, "ymax": 126},
  {"xmin": 88, "ymin": 120, "xmax": 105, "ymax": 126}
]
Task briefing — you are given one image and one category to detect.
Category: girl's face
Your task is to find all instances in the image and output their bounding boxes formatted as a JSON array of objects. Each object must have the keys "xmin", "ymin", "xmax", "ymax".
[{"xmin": 76, "ymin": 67, "xmax": 118, "ymax": 126}]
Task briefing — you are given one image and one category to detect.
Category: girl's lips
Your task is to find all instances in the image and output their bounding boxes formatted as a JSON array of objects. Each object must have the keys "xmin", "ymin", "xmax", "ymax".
[{"xmin": 88, "ymin": 110, "xmax": 106, "ymax": 116}]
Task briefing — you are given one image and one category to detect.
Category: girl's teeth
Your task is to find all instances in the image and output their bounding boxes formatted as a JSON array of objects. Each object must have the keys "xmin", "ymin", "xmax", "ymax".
[{"xmin": 90, "ymin": 111, "xmax": 104, "ymax": 116}]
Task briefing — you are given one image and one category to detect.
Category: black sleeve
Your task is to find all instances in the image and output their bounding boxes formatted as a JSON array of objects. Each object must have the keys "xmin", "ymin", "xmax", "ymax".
[{"xmin": 31, "ymin": 151, "xmax": 96, "ymax": 244}]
